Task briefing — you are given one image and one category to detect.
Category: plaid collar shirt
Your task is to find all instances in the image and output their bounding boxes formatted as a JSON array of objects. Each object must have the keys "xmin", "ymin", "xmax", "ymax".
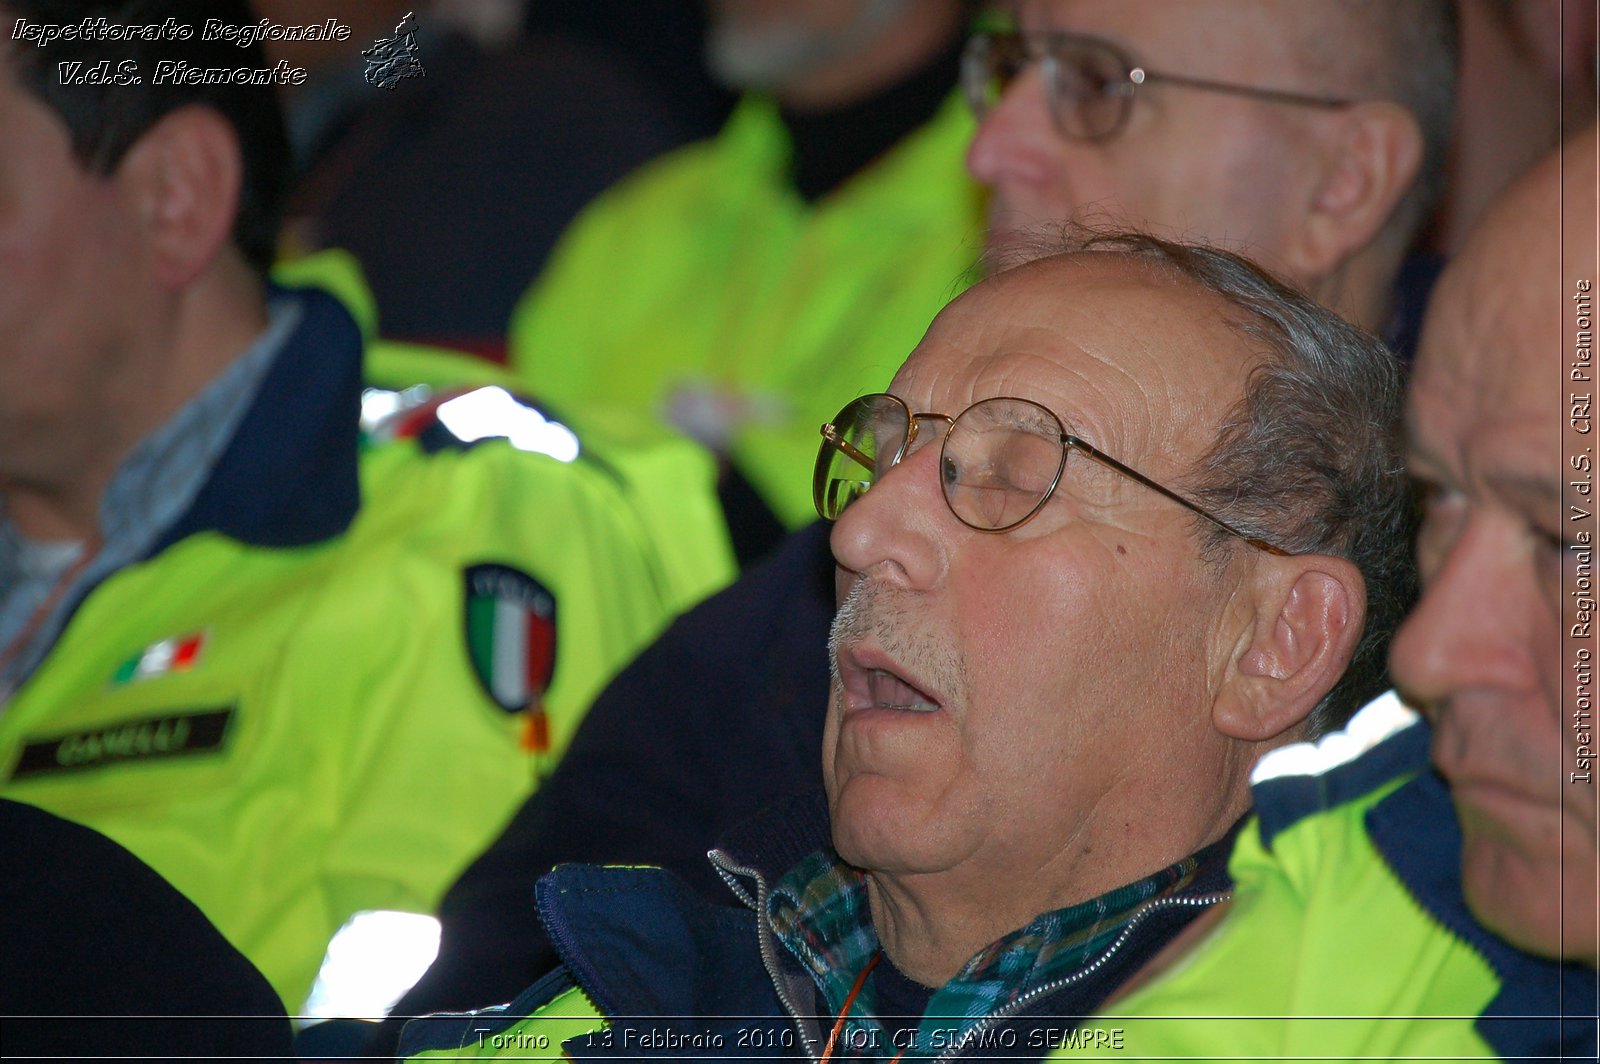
[{"xmin": 767, "ymin": 846, "xmax": 1199, "ymax": 1059}]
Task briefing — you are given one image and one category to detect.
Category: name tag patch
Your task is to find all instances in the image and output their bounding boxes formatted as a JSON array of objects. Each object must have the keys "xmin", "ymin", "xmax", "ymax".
[{"xmin": 8, "ymin": 707, "xmax": 235, "ymax": 781}]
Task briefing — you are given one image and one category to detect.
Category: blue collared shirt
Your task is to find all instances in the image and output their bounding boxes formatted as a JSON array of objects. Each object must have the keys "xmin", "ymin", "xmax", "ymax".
[{"xmin": 0, "ymin": 300, "xmax": 300, "ymax": 706}]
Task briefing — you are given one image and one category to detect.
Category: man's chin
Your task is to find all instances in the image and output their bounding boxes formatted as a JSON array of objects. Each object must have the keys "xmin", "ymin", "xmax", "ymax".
[
  {"xmin": 1460, "ymin": 832, "xmax": 1599, "ymax": 967},
  {"xmin": 828, "ymin": 774, "xmax": 952, "ymax": 876}
]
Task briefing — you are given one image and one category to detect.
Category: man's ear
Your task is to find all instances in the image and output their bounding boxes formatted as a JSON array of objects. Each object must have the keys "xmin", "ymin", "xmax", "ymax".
[
  {"xmin": 1283, "ymin": 101, "xmax": 1424, "ymax": 280},
  {"xmin": 1213, "ymin": 555, "xmax": 1366, "ymax": 742},
  {"xmin": 117, "ymin": 105, "xmax": 242, "ymax": 289}
]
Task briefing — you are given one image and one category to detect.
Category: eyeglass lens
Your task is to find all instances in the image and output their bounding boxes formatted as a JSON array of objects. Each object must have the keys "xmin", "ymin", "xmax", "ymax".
[
  {"xmin": 816, "ymin": 395, "xmax": 1070, "ymax": 531},
  {"xmin": 816, "ymin": 394, "xmax": 903, "ymax": 520},
  {"xmin": 962, "ymin": 31, "xmax": 1132, "ymax": 141},
  {"xmin": 942, "ymin": 398, "xmax": 1068, "ymax": 529}
]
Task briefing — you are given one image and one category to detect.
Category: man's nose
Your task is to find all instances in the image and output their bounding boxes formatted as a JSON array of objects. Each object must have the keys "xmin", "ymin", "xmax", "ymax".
[
  {"xmin": 966, "ymin": 64, "xmax": 1057, "ymax": 190},
  {"xmin": 1390, "ymin": 514, "xmax": 1536, "ymax": 709},
  {"xmin": 828, "ymin": 438, "xmax": 951, "ymax": 593}
]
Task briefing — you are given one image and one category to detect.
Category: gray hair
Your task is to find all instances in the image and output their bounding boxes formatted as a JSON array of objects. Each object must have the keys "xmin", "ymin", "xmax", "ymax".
[{"xmin": 1035, "ymin": 227, "xmax": 1418, "ymax": 738}]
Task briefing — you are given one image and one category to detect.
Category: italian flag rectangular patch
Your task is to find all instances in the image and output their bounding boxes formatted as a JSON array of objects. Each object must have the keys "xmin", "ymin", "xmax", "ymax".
[{"xmin": 110, "ymin": 631, "xmax": 207, "ymax": 686}]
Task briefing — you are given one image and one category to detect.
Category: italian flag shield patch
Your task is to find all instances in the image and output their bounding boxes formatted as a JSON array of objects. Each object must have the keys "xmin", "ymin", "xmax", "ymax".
[{"xmin": 464, "ymin": 564, "xmax": 557, "ymax": 715}]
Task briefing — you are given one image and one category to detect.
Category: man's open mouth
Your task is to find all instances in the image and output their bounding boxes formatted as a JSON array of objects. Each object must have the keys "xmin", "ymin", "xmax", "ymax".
[
  {"xmin": 838, "ymin": 646, "xmax": 943, "ymax": 714},
  {"xmin": 865, "ymin": 668, "xmax": 940, "ymax": 712}
]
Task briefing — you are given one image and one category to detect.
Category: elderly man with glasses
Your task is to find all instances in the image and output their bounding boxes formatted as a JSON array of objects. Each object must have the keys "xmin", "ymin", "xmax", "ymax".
[
  {"xmin": 399, "ymin": 228, "xmax": 1415, "ymax": 1060},
  {"xmin": 379, "ymin": 3, "xmax": 1459, "ymax": 1043}
]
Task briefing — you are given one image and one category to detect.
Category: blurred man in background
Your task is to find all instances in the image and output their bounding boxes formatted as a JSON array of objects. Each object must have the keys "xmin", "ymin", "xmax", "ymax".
[
  {"xmin": 0, "ymin": 0, "xmax": 719, "ymax": 1025},
  {"xmin": 272, "ymin": 0, "xmax": 707, "ymax": 350},
  {"xmin": 508, "ymin": 0, "xmax": 981, "ymax": 545},
  {"xmin": 967, "ymin": 0, "xmax": 1453, "ymax": 350}
]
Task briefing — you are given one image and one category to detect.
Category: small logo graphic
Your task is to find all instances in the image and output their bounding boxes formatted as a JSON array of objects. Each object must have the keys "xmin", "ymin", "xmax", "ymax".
[
  {"xmin": 464, "ymin": 564, "xmax": 557, "ymax": 720},
  {"xmin": 362, "ymin": 11, "xmax": 425, "ymax": 90},
  {"xmin": 110, "ymin": 631, "xmax": 207, "ymax": 686}
]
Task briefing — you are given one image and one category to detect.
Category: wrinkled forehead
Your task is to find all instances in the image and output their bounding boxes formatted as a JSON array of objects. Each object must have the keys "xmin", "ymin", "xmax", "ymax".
[
  {"xmin": 1408, "ymin": 225, "xmax": 1561, "ymax": 490},
  {"xmin": 891, "ymin": 255, "xmax": 1256, "ymax": 462},
  {"xmin": 1415, "ymin": 166, "xmax": 1564, "ymax": 406},
  {"xmin": 1419, "ymin": 259, "xmax": 1556, "ymax": 398}
]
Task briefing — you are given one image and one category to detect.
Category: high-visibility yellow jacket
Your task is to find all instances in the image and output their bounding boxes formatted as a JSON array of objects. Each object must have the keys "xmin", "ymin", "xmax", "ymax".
[
  {"xmin": 0, "ymin": 286, "xmax": 734, "ymax": 1011},
  {"xmin": 507, "ymin": 93, "xmax": 984, "ymax": 528},
  {"xmin": 1059, "ymin": 699, "xmax": 1596, "ymax": 1062}
]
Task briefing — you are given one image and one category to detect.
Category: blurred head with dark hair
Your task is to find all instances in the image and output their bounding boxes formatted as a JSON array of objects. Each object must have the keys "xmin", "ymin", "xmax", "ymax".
[
  {"xmin": 0, "ymin": 0, "xmax": 289, "ymax": 541},
  {"xmin": 1, "ymin": 0, "xmax": 290, "ymax": 273}
]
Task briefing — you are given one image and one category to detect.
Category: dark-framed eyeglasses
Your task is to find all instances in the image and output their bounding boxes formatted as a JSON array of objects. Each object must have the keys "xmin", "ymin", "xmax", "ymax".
[
  {"xmin": 815, "ymin": 393, "xmax": 1288, "ymax": 553},
  {"xmin": 961, "ymin": 28, "xmax": 1355, "ymax": 142}
]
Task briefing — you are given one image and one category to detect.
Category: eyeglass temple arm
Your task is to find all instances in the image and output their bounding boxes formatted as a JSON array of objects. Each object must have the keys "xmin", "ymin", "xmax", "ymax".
[
  {"xmin": 1133, "ymin": 68, "xmax": 1353, "ymax": 110},
  {"xmin": 821, "ymin": 424, "xmax": 874, "ymax": 471},
  {"xmin": 1064, "ymin": 434, "xmax": 1290, "ymax": 556}
]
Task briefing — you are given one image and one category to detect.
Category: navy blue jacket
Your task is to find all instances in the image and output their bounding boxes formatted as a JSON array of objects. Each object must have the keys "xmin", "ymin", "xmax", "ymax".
[
  {"xmin": 402, "ymin": 790, "xmax": 1237, "ymax": 1061},
  {"xmin": 1, "ymin": 799, "xmax": 294, "ymax": 1061}
]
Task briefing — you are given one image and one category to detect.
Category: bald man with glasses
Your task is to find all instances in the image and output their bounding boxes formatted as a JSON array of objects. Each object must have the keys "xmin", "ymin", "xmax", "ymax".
[
  {"xmin": 966, "ymin": 0, "xmax": 1455, "ymax": 344},
  {"xmin": 400, "ymin": 229, "xmax": 1415, "ymax": 1059},
  {"xmin": 384, "ymin": 2, "xmax": 1458, "ymax": 1039}
]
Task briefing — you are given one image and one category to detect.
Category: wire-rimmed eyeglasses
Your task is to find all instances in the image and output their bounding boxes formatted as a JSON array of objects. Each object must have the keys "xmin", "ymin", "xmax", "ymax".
[
  {"xmin": 961, "ymin": 28, "xmax": 1355, "ymax": 142},
  {"xmin": 815, "ymin": 393, "xmax": 1288, "ymax": 554}
]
